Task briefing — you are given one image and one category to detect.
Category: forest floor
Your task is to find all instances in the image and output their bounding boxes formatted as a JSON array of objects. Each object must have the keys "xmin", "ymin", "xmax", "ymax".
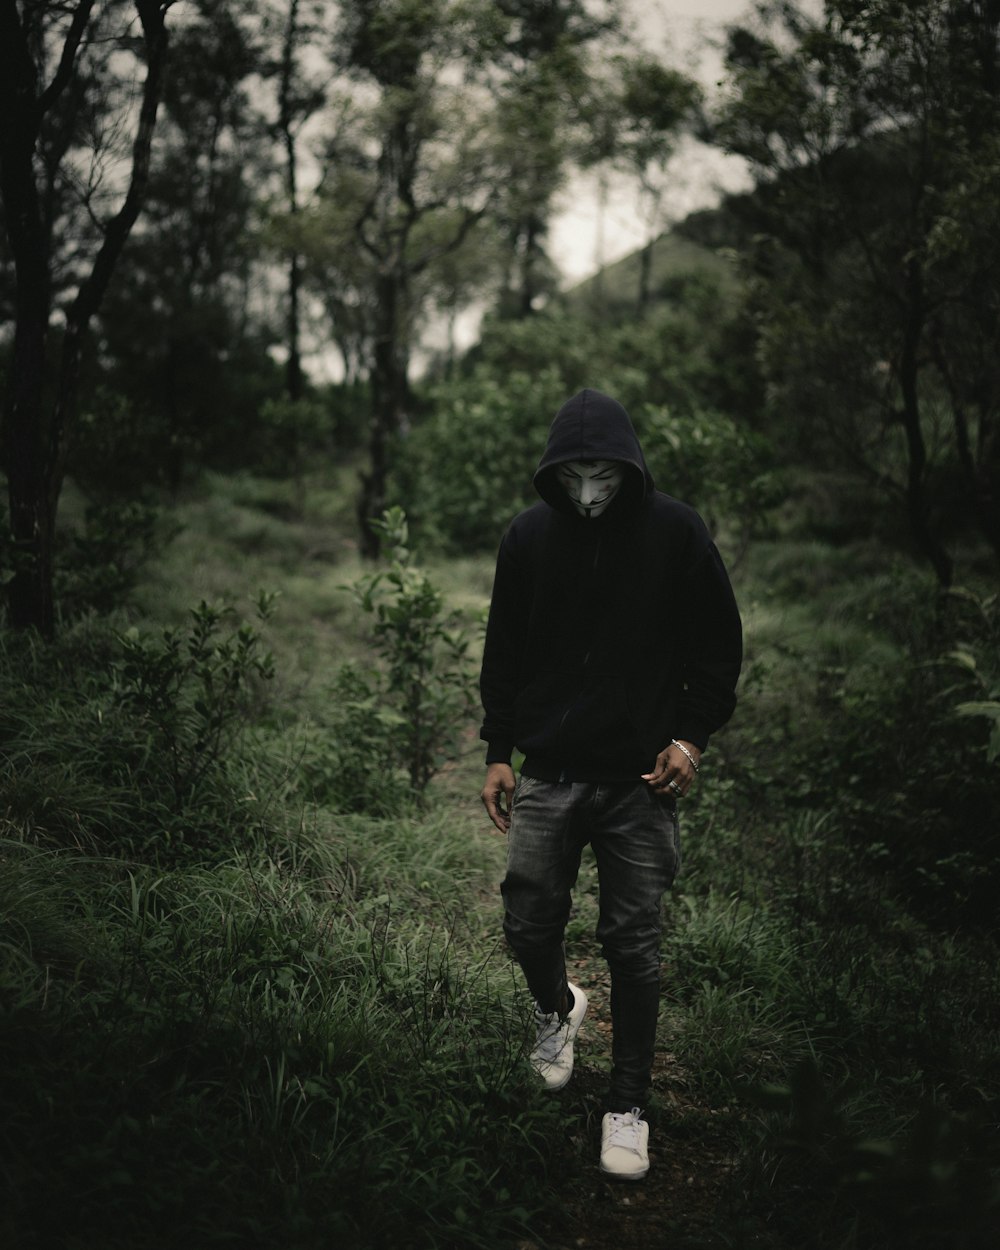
[{"xmin": 517, "ymin": 962, "xmax": 773, "ymax": 1250}]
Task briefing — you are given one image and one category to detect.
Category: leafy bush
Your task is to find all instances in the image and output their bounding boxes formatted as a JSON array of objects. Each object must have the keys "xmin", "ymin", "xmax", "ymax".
[
  {"xmin": 295, "ymin": 662, "xmax": 406, "ymax": 816},
  {"xmin": 396, "ymin": 368, "xmax": 564, "ymax": 553},
  {"xmin": 113, "ymin": 595, "xmax": 277, "ymax": 813},
  {"xmin": 716, "ymin": 553, "xmax": 1000, "ymax": 930},
  {"xmin": 948, "ymin": 587, "xmax": 1000, "ymax": 762},
  {"xmin": 256, "ymin": 395, "xmax": 332, "ymax": 479},
  {"xmin": 55, "ymin": 499, "xmax": 168, "ymax": 618},
  {"xmin": 638, "ymin": 404, "xmax": 783, "ymax": 539},
  {"xmin": 743, "ymin": 1059, "xmax": 1000, "ymax": 1250},
  {"xmin": 0, "ymin": 597, "xmax": 278, "ymax": 859},
  {"xmin": 346, "ymin": 508, "xmax": 478, "ymax": 797},
  {"xmin": 401, "ymin": 298, "xmax": 773, "ymax": 554},
  {"xmin": 797, "ymin": 583, "xmax": 1000, "ymax": 928}
]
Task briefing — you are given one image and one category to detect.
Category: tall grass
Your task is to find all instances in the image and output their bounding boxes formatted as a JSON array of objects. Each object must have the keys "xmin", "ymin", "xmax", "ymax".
[
  {"xmin": 0, "ymin": 483, "xmax": 555, "ymax": 1248},
  {"xmin": 665, "ymin": 538, "xmax": 1000, "ymax": 1247},
  {"xmin": 0, "ymin": 823, "xmax": 554, "ymax": 1249},
  {"xmin": 4, "ymin": 473, "xmax": 999, "ymax": 1249}
]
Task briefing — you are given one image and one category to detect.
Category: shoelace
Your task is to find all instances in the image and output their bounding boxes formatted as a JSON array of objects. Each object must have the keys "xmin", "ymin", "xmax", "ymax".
[
  {"xmin": 533, "ymin": 1012, "xmax": 570, "ymax": 1062},
  {"xmin": 605, "ymin": 1109, "xmax": 646, "ymax": 1152}
]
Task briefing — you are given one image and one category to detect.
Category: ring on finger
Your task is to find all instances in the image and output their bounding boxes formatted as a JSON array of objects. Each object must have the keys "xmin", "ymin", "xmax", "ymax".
[{"xmin": 668, "ymin": 779, "xmax": 683, "ymax": 797}]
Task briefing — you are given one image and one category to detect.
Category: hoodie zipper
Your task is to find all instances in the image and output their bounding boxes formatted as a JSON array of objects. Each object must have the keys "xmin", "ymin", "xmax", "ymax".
[
  {"xmin": 581, "ymin": 535, "xmax": 602, "ymax": 669},
  {"xmin": 556, "ymin": 534, "xmax": 602, "ymax": 781}
]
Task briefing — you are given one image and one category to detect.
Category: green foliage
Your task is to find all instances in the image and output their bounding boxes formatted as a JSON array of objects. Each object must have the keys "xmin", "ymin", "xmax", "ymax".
[
  {"xmin": 396, "ymin": 367, "xmax": 563, "ymax": 551},
  {"xmin": 946, "ymin": 588, "xmax": 1000, "ymax": 763},
  {"xmin": 113, "ymin": 595, "xmax": 277, "ymax": 813},
  {"xmin": 0, "ymin": 596, "xmax": 280, "ymax": 861},
  {"xmin": 403, "ymin": 280, "xmax": 770, "ymax": 553},
  {"xmin": 715, "ymin": 0, "xmax": 1000, "ymax": 578},
  {"xmin": 55, "ymin": 499, "xmax": 167, "ymax": 618},
  {"xmin": 640, "ymin": 405, "xmax": 783, "ymax": 537},
  {"xmin": 347, "ymin": 508, "xmax": 477, "ymax": 796},
  {"xmin": 744, "ymin": 1059, "xmax": 1000, "ymax": 1250},
  {"xmin": 668, "ymin": 554, "xmax": 1000, "ymax": 1244},
  {"xmin": 295, "ymin": 662, "xmax": 406, "ymax": 816},
  {"xmin": 256, "ymin": 395, "xmax": 333, "ymax": 478},
  {"xmin": 0, "ymin": 514, "xmax": 555, "ymax": 1247},
  {"xmin": 707, "ymin": 545, "xmax": 1000, "ymax": 928}
]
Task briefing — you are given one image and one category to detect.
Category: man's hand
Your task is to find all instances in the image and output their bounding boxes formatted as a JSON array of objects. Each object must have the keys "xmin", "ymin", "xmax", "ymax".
[
  {"xmin": 481, "ymin": 762, "xmax": 516, "ymax": 833},
  {"xmin": 641, "ymin": 740, "xmax": 701, "ymax": 798}
]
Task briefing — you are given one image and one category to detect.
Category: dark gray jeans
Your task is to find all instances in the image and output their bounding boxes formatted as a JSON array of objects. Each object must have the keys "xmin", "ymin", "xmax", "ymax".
[{"xmin": 502, "ymin": 775, "xmax": 681, "ymax": 1110}]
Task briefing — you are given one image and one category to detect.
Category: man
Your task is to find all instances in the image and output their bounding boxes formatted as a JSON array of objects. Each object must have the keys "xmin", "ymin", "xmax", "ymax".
[{"xmin": 479, "ymin": 388, "xmax": 742, "ymax": 1180}]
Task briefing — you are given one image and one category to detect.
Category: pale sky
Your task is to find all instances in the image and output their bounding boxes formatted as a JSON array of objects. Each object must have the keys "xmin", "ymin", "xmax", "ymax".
[
  {"xmin": 549, "ymin": 0, "xmax": 757, "ymax": 283},
  {"xmin": 317, "ymin": 0, "xmax": 763, "ymax": 377}
]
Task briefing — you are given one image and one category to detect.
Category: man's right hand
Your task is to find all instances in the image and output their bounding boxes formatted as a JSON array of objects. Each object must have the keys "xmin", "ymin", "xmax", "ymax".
[{"xmin": 480, "ymin": 762, "xmax": 516, "ymax": 833}]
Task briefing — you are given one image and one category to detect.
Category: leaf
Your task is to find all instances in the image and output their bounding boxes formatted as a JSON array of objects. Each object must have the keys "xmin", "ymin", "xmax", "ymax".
[{"xmin": 954, "ymin": 701, "xmax": 1000, "ymax": 721}]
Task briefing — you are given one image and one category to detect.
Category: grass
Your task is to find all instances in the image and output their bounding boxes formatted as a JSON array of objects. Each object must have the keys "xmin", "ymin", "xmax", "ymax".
[{"xmin": 4, "ymin": 466, "xmax": 1000, "ymax": 1248}]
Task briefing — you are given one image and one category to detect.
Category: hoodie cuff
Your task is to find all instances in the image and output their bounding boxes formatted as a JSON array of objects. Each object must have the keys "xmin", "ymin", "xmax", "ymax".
[
  {"xmin": 485, "ymin": 740, "xmax": 514, "ymax": 767},
  {"xmin": 672, "ymin": 723, "xmax": 711, "ymax": 754}
]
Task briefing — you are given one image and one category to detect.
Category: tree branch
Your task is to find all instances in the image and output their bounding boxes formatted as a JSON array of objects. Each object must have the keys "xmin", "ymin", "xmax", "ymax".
[
  {"xmin": 35, "ymin": 0, "xmax": 97, "ymax": 119},
  {"xmin": 48, "ymin": 1, "xmax": 170, "ymax": 493}
]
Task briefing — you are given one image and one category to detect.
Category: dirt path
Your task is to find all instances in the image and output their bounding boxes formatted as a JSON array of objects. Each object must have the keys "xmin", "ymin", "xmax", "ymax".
[{"xmin": 518, "ymin": 959, "xmax": 775, "ymax": 1250}]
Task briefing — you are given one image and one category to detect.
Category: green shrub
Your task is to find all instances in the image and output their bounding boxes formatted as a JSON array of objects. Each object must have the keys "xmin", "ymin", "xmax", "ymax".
[
  {"xmin": 346, "ymin": 508, "xmax": 478, "ymax": 798},
  {"xmin": 0, "ymin": 597, "xmax": 279, "ymax": 860},
  {"xmin": 401, "ymin": 301, "xmax": 774, "ymax": 554},
  {"xmin": 719, "ymin": 560, "xmax": 1000, "ymax": 929},
  {"xmin": 396, "ymin": 368, "xmax": 563, "ymax": 553},
  {"xmin": 742, "ymin": 1060, "xmax": 1000, "ymax": 1250},
  {"xmin": 638, "ymin": 405, "xmax": 784, "ymax": 539},
  {"xmin": 55, "ymin": 498, "xmax": 168, "ymax": 618},
  {"xmin": 295, "ymin": 662, "xmax": 408, "ymax": 816},
  {"xmin": 112, "ymin": 594, "xmax": 277, "ymax": 813}
]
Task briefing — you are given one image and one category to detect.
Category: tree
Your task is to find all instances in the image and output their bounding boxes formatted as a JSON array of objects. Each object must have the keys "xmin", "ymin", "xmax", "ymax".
[
  {"xmin": 94, "ymin": 0, "xmax": 277, "ymax": 492},
  {"xmin": 716, "ymin": 0, "xmax": 1000, "ymax": 584},
  {"xmin": 1, "ymin": 0, "xmax": 172, "ymax": 634},
  {"xmin": 489, "ymin": 0, "xmax": 622, "ymax": 317},
  {"xmin": 260, "ymin": 0, "xmax": 333, "ymax": 403},
  {"xmin": 613, "ymin": 54, "xmax": 703, "ymax": 310},
  {"xmin": 308, "ymin": 0, "xmax": 499, "ymax": 557}
]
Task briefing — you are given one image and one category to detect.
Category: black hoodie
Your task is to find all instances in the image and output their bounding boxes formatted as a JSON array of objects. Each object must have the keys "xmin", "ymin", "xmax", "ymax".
[{"xmin": 479, "ymin": 388, "xmax": 743, "ymax": 783}]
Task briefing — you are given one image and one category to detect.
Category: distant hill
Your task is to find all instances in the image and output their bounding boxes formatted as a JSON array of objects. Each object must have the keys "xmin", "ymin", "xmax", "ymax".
[{"xmin": 557, "ymin": 195, "xmax": 758, "ymax": 318}]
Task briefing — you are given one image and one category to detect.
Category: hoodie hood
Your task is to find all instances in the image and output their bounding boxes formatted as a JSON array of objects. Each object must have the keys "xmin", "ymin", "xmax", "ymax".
[{"xmin": 533, "ymin": 389, "xmax": 653, "ymax": 517}]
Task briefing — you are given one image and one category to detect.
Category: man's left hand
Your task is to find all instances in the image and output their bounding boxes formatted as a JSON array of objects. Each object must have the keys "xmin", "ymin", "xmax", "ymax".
[{"xmin": 642, "ymin": 740, "xmax": 701, "ymax": 797}]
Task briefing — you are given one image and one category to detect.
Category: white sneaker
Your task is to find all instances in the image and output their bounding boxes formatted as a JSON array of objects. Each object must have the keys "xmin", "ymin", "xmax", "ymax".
[
  {"xmin": 600, "ymin": 1108, "xmax": 649, "ymax": 1180},
  {"xmin": 529, "ymin": 982, "xmax": 588, "ymax": 1091}
]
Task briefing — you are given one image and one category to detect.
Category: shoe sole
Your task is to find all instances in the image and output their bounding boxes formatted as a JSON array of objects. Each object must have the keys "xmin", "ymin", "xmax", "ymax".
[
  {"xmin": 543, "ymin": 1068, "xmax": 573, "ymax": 1092},
  {"xmin": 599, "ymin": 1162, "xmax": 649, "ymax": 1180}
]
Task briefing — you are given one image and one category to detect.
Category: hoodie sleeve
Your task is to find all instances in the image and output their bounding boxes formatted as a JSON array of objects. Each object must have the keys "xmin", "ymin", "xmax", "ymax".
[
  {"xmin": 479, "ymin": 523, "xmax": 530, "ymax": 765},
  {"xmin": 673, "ymin": 541, "xmax": 743, "ymax": 751}
]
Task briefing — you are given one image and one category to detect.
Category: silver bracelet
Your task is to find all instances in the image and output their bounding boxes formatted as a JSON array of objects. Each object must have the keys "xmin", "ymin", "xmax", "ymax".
[{"xmin": 670, "ymin": 739, "xmax": 700, "ymax": 772}]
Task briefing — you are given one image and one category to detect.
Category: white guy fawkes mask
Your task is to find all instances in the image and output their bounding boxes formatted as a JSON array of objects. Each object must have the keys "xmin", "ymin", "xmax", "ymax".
[{"xmin": 556, "ymin": 459, "xmax": 625, "ymax": 519}]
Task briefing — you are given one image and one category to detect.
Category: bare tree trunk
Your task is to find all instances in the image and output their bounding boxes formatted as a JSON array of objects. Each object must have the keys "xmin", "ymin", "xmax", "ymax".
[
  {"xmin": 279, "ymin": 0, "xmax": 304, "ymax": 403},
  {"xmin": 898, "ymin": 260, "xmax": 953, "ymax": 588},
  {"xmin": 0, "ymin": 1, "xmax": 168, "ymax": 634},
  {"xmin": 638, "ymin": 237, "xmax": 654, "ymax": 310},
  {"xmin": 931, "ymin": 332, "xmax": 1000, "ymax": 566},
  {"xmin": 0, "ymin": 112, "xmax": 52, "ymax": 629},
  {"xmin": 358, "ymin": 268, "xmax": 410, "ymax": 559},
  {"xmin": 1, "ymin": 0, "xmax": 95, "ymax": 633},
  {"xmin": 591, "ymin": 169, "xmax": 608, "ymax": 307},
  {"xmin": 518, "ymin": 212, "xmax": 544, "ymax": 317}
]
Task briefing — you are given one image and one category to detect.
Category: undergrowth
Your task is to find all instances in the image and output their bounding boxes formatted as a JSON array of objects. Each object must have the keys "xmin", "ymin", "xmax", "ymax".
[{"xmin": 2, "ymin": 476, "xmax": 998, "ymax": 1249}]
